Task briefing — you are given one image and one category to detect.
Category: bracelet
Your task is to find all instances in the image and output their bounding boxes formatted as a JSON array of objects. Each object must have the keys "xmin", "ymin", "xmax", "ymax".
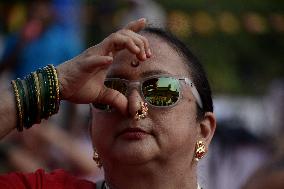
[
  {"xmin": 11, "ymin": 80, "xmax": 23, "ymax": 131},
  {"xmin": 15, "ymin": 78, "xmax": 28, "ymax": 129},
  {"xmin": 32, "ymin": 72, "xmax": 41, "ymax": 123},
  {"xmin": 50, "ymin": 65, "xmax": 60, "ymax": 113},
  {"xmin": 11, "ymin": 64, "xmax": 60, "ymax": 131}
]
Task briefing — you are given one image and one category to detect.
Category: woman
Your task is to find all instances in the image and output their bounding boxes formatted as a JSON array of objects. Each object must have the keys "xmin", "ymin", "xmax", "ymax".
[{"xmin": 0, "ymin": 18, "xmax": 216, "ymax": 189}]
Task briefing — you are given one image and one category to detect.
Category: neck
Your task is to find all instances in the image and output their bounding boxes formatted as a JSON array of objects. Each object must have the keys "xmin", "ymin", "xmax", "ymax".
[{"xmin": 103, "ymin": 159, "xmax": 198, "ymax": 189}]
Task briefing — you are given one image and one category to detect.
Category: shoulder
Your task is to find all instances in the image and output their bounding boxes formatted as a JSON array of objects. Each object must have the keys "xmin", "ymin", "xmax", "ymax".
[{"xmin": 0, "ymin": 169, "xmax": 98, "ymax": 189}]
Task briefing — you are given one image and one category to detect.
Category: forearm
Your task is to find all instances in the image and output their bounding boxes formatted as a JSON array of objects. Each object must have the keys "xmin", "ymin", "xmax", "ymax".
[
  {"xmin": 0, "ymin": 85, "xmax": 17, "ymax": 139},
  {"xmin": 0, "ymin": 18, "xmax": 148, "ymax": 139}
]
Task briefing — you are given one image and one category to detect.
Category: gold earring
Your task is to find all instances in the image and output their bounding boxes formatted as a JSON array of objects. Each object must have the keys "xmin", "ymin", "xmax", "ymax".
[
  {"xmin": 135, "ymin": 102, "xmax": 148, "ymax": 120},
  {"xmin": 194, "ymin": 140, "xmax": 206, "ymax": 161},
  {"xmin": 93, "ymin": 150, "xmax": 102, "ymax": 168}
]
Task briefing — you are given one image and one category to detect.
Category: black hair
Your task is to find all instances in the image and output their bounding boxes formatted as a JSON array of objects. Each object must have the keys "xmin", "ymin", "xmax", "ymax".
[{"xmin": 142, "ymin": 27, "xmax": 213, "ymax": 120}]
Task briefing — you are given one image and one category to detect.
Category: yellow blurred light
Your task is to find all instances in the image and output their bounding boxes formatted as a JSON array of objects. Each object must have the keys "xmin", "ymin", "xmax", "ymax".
[
  {"xmin": 8, "ymin": 4, "xmax": 27, "ymax": 32},
  {"xmin": 218, "ymin": 11, "xmax": 240, "ymax": 34},
  {"xmin": 167, "ymin": 10, "xmax": 191, "ymax": 38},
  {"xmin": 243, "ymin": 12, "xmax": 268, "ymax": 34},
  {"xmin": 192, "ymin": 11, "xmax": 216, "ymax": 35}
]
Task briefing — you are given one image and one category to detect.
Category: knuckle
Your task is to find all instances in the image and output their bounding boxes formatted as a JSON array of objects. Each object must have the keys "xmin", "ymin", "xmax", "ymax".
[
  {"xmin": 109, "ymin": 33, "xmax": 119, "ymax": 40},
  {"xmin": 125, "ymin": 21, "xmax": 134, "ymax": 29},
  {"xmin": 97, "ymin": 87, "xmax": 107, "ymax": 102},
  {"xmin": 119, "ymin": 28, "xmax": 129, "ymax": 34},
  {"xmin": 135, "ymin": 39, "xmax": 143, "ymax": 47},
  {"xmin": 142, "ymin": 38, "xmax": 149, "ymax": 47},
  {"xmin": 126, "ymin": 38, "xmax": 133, "ymax": 44}
]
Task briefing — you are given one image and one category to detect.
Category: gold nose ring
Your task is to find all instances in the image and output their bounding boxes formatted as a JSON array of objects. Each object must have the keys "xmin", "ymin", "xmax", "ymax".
[{"xmin": 135, "ymin": 102, "xmax": 148, "ymax": 120}]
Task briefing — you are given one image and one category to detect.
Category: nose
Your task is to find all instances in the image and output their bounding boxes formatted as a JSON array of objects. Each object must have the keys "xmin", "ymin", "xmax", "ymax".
[{"xmin": 127, "ymin": 89, "xmax": 144, "ymax": 118}]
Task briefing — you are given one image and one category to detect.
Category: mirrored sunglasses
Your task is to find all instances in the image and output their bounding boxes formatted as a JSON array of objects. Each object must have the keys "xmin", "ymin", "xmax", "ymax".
[{"xmin": 92, "ymin": 75, "xmax": 203, "ymax": 111}]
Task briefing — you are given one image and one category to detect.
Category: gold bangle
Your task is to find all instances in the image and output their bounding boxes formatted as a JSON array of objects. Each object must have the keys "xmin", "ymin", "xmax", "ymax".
[
  {"xmin": 47, "ymin": 68, "xmax": 54, "ymax": 116},
  {"xmin": 32, "ymin": 72, "xmax": 41, "ymax": 123},
  {"xmin": 50, "ymin": 65, "xmax": 60, "ymax": 113},
  {"xmin": 11, "ymin": 80, "xmax": 23, "ymax": 131}
]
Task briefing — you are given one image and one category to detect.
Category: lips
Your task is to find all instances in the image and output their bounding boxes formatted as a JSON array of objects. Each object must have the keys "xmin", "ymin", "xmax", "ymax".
[{"xmin": 118, "ymin": 127, "xmax": 150, "ymax": 140}]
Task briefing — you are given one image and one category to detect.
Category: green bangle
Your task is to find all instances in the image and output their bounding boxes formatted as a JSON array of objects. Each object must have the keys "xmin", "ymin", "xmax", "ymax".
[
  {"xmin": 12, "ymin": 64, "xmax": 61, "ymax": 132},
  {"xmin": 32, "ymin": 72, "xmax": 41, "ymax": 124},
  {"xmin": 37, "ymin": 72, "xmax": 45, "ymax": 119},
  {"xmin": 38, "ymin": 67, "xmax": 50, "ymax": 119},
  {"xmin": 25, "ymin": 74, "xmax": 36, "ymax": 128}
]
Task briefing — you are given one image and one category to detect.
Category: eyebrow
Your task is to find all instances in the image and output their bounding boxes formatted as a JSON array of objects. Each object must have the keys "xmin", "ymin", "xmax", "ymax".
[
  {"xmin": 140, "ymin": 70, "xmax": 171, "ymax": 77},
  {"xmin": 107, "ymin": 70, "xmax": 171, "ymax": 79}
]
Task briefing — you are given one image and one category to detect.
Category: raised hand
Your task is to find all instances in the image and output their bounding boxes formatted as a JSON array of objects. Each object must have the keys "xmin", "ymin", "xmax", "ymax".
[{"xmin": 56, "ymin": 18, "xmax": 151, "ymax": 115}]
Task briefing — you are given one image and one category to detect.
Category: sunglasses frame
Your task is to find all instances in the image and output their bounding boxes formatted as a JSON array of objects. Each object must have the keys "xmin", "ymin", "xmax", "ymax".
[{"xmin": 95, "ymin": 74, "xmax": 203, "ymax": 109}]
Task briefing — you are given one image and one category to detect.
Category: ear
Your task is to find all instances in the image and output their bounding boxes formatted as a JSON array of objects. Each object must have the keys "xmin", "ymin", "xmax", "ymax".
[{"xmin": 198, "ymin": 112, "xmax": 216, "ymax": 149}]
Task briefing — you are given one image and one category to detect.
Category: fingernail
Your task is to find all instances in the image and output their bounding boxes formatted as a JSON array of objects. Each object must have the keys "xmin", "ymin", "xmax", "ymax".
[
  {"xmin": 138, "ymin": 18, "xmax": 146, "ymax": 22},
  {"xmin": 147, "ymin": 49, "xmax": 151, "ymax": 56},
  {"xmin": 107, "ymin": 57, "xmax": 113, "ymax": 62}
]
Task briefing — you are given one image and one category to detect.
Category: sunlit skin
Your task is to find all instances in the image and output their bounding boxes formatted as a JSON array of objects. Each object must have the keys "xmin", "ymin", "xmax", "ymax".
[{"xmin": 90, "ymin": 33, "xmax": 215, "ymax": 189}]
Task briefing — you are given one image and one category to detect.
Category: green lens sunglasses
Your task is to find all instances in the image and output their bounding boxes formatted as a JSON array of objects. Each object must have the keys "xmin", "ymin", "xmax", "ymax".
[{"xmin": 92, "ymin": 75, "xmax": 203, "ymax": 111}]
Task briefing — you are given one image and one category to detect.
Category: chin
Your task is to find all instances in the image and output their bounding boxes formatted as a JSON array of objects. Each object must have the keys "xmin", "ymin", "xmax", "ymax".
[{"xmin": 110, "ymin": 141, "xmax": 159, "ymax": 165}]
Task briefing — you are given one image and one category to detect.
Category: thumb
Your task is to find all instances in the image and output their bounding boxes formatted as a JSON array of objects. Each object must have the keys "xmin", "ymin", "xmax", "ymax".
[{"xmin": 97, "ymin": 87, "xmax": 128, "ymax": 116}]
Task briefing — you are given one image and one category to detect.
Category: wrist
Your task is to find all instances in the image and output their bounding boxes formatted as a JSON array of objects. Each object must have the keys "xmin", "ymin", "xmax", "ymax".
[{"xmin": 11, "ymin": 65, "xmax": 60, "ymax": 131}]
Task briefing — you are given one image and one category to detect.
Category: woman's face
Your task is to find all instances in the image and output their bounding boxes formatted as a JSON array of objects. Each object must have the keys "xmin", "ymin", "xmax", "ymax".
[{"xmin": 91, "ymin": 34, "xmax": 200, "ymax": 167}]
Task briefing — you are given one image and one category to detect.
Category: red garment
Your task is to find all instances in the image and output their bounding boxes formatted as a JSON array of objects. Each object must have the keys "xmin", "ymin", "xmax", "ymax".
[{"xmin": 0, "ymin": 169, "xmax": 97, "ymax": 189}]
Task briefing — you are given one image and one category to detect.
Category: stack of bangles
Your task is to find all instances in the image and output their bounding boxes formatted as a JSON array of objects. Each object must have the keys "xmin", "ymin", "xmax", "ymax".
[{"xmin": 11, "ymin": 64, "xmax": 60, "ymax": 132}]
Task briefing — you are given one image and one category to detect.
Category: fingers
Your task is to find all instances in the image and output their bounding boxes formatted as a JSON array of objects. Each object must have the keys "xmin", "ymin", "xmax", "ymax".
[
  {"xmin": 120, "ymin": 29, "xmax": 151, "ymax": 59},
  {"xmin": 78, "ymin": 55, "xmax": 113, "ymax": 72},
  {"xmin": 103, "ymin": 29, "xmax": 151, "ymax": 61},
  {"xmin": 125, "ymin": 18, "xmax": 147, "ymax": 32},
  {"xmin": 124, "ymin": 18, "xmax": 151, "ymax": 58},
  {"xmin": 107, "ymin": 32, "xmax": 140, "ymax": 55},
  {"xmin": 57, "ymin": 54, "xmax": 113, "ymax": 76},
  {"xmin": 56, "ymin": 54, "xmax": 113, "ymax": 101},
  {"xmin": 97, "ymin": 87, "xmax": 128, "ymax": 116}
]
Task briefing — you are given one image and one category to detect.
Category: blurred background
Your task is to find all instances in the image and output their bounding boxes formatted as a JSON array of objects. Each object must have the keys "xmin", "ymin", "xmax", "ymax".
[{"xmin": 0, "ymin": 0, "xmax": 283, "ymax": 188}]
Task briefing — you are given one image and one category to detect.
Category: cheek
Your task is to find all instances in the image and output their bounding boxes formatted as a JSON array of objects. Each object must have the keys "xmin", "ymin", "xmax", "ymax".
[
  {"xmin": 153, "ymin": 105, "xmax": 198, "ymax": 153},
  {"xmin": 90, "ymin": 111, "xmax": 119, "ymax": 149}
]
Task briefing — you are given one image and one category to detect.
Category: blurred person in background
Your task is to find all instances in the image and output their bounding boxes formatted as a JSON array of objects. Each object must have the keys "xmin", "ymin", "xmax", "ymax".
[
  {"xmin": 119, "ymin": 0, "xmax": 167, "ymax": 28},
  {"xmin": 242, "ymin": 79, "xmax": 284, "ymax": 189},
  {"xmin": 0, "ymin": 0, "xmax": 82, "ymax": 78},
  {"xmin": 199, "ymin": 78, "xmax": 284, "ymax": 189},
  {"xmin": 199, "ymin": 118, "xmax": 269, "ymax": 189},
  {"xmin": 242, "ymin": 157, "xmax": 284, "ymax": 189}
]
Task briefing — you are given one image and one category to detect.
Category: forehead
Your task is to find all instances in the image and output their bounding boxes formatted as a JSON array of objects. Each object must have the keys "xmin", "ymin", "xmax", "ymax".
[{"xmin": 107, "ymin": 33, "xmax": 189, "ymax": 79}]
